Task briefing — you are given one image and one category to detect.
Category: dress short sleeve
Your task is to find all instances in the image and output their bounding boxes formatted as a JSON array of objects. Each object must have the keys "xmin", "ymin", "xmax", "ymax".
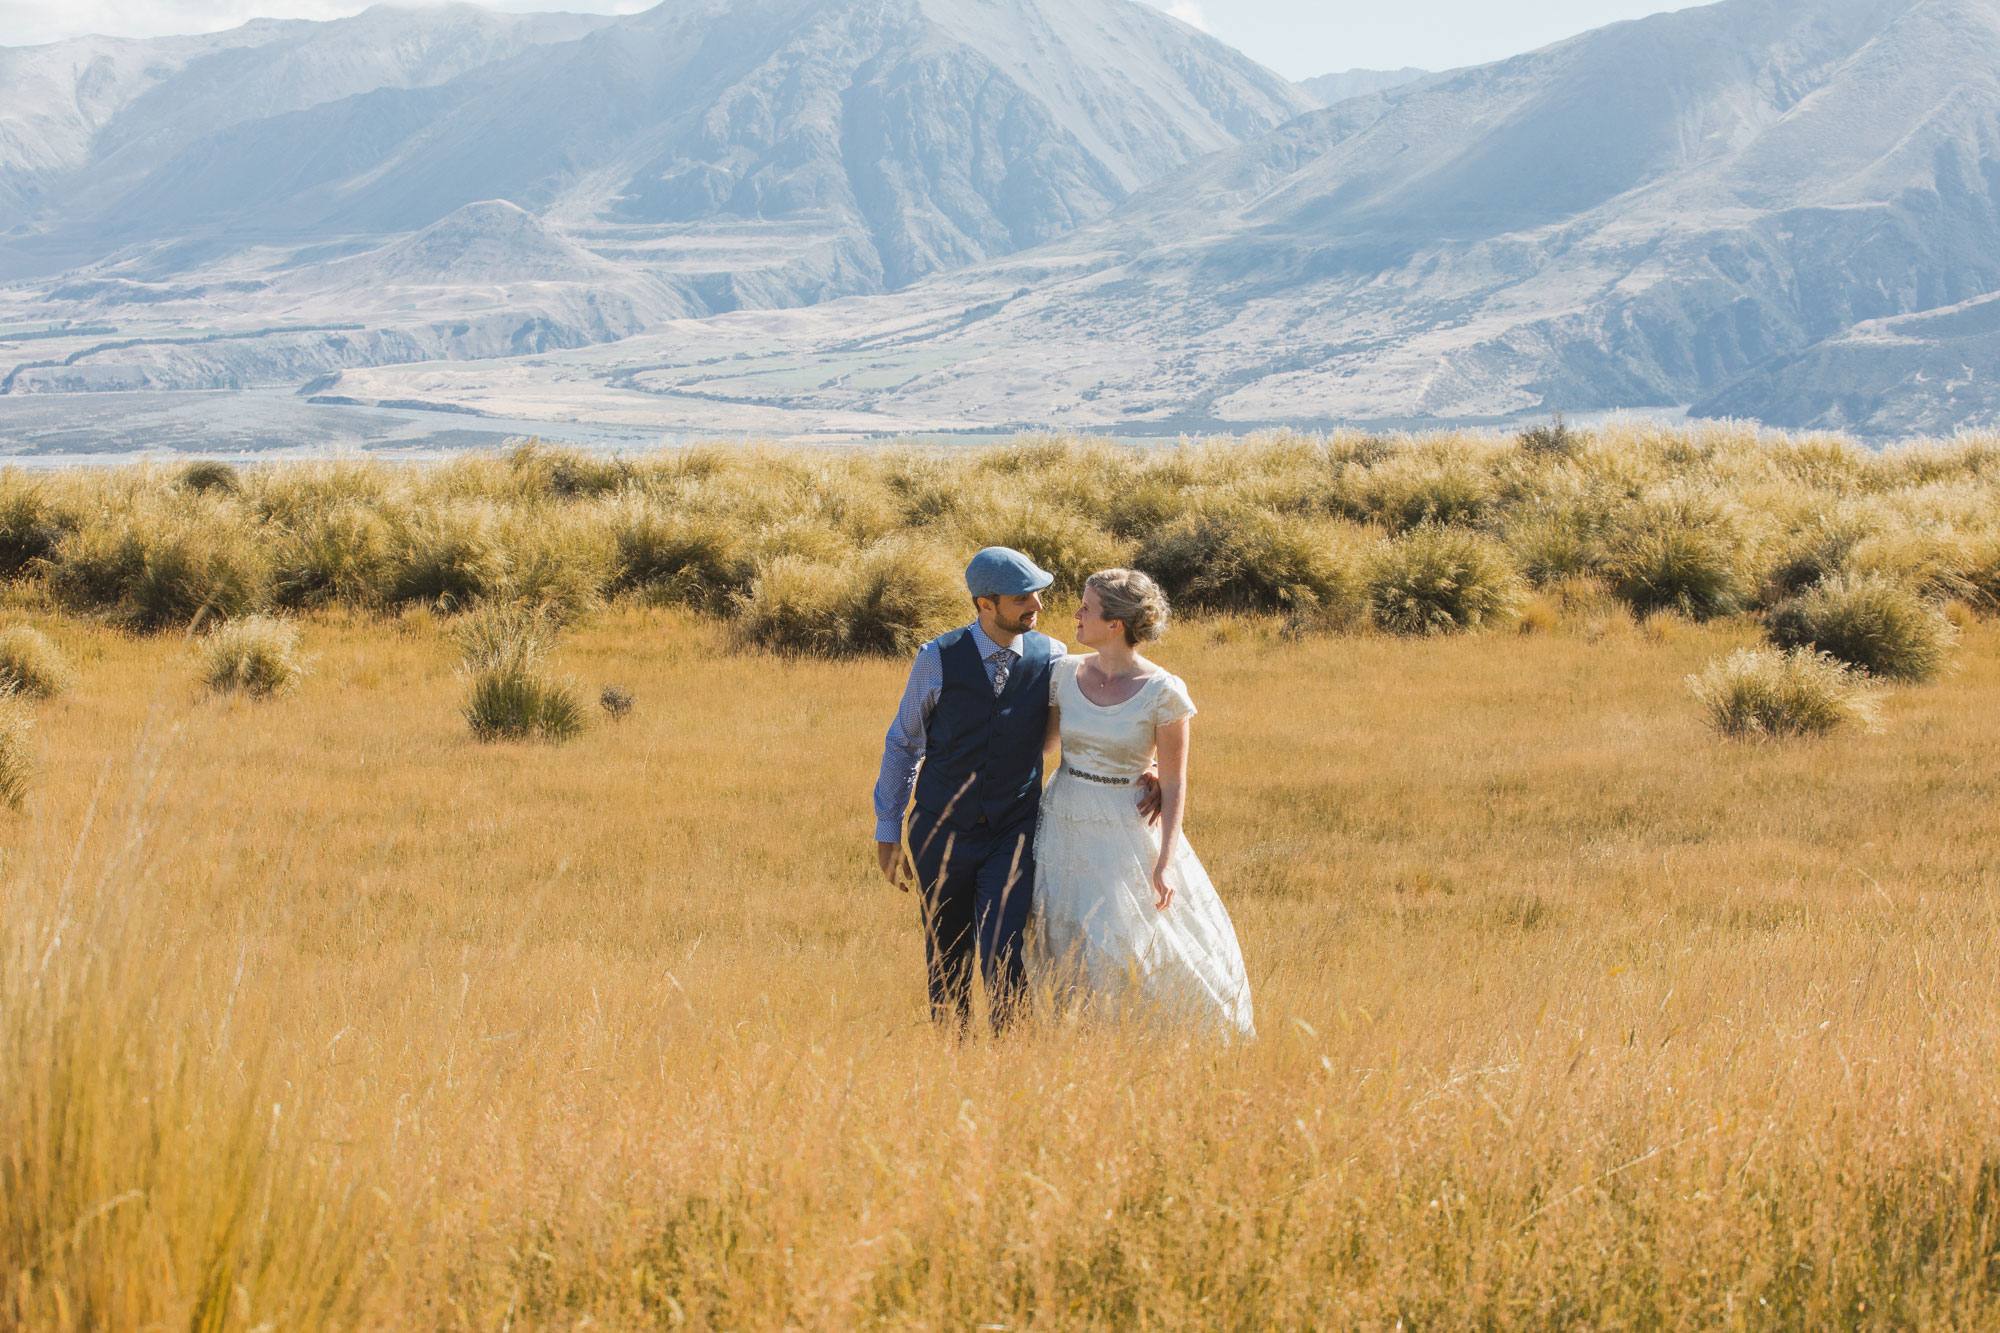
[
  {"xmin": 1051, "ymin": 654, "xmax": 1077, "ymax": 705},
  {"xmin": 1149, "ymin": 673, "xmax": 1197, "ymax": 726}
]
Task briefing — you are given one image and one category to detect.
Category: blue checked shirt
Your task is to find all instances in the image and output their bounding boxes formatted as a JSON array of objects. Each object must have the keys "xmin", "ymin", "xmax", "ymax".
[{"xmin": 872, "ymin": 622, "xmax": 1065, "ymax": 842}]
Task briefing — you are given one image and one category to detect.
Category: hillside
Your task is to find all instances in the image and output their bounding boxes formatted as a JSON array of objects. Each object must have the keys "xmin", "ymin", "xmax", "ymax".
[
  {"xmin": 308, "ymin": 0, "xmax": 2000, "ymax": 438},
  {"xmin": 0, "ymin": 0, "xmax": 1310, "ymax": 302},
  {"xmin": 1296, "ymin": 67, "xmax": 1428, "ymax": 105}
]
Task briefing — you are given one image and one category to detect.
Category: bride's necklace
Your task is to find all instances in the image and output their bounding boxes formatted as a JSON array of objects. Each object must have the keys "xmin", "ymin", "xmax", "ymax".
[
  {"xmin": 1087, "ymin": 660, "xmax": 1146, "ymax": 684},
  {"xmin": 1083, "ymin": 656, "xmax": 1155, "ymax": 693}
]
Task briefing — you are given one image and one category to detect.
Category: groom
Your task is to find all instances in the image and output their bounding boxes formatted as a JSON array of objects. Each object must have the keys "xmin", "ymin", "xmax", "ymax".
[{"xmin": 873, "ymin": 547, "xmax": 1065, "ymax": 1032}]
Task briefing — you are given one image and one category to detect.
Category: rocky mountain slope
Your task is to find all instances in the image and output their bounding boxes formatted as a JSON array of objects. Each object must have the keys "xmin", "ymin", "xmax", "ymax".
[
  {"xmin": 447, "ymin": 0, "xmax": 1998, "ymax": 436},
  {"xmin": 1, "ymin": 0, "xmax": 1309, "ymax": 301},
  {"xmin": 10, "ymin": 0, "xmax": 2000, "ymax": 440},
  {"xmin": 1296, "ymin": 68, "xmax": 1428, "ymax": 106}
]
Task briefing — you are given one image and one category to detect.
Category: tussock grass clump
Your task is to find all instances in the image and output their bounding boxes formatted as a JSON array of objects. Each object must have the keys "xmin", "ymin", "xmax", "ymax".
[
  {"xmin": 1516, "ymin": 415, "xmax": 1581, "ymax": 460},
  {"xmin": 955, "ymin": 502, "xmax": 1127, "ymax": 595},
  {"xmin": 1367, "ymin": 524, "xmax": 1521, "ymax": 635},
  {"xmin": 1137, "ymin": 508, "xmax": 1362, "ymax": 625},
  {"xmin": 609, "ymin": 503, "xmax": 753, "ymax": 612},
  {"xmin": 1761, "ymin": 507, "xmax": 1873, "ymax": 600},
  {"xmin": 0, "ymin": 476, "xmax": 64, "ymax": 580},
  {"xmin": 0, "ymin": 626, "xmax": 75, "ymax": 699},
  {"xmin": 0, "ymin": 689, "xmax": 30, "ymax": 810},
  {"xmin": 1336, "ymin": 451, "xmax": 1494, "ymax": 531},
  {"xmin": 499, "ymin": 510, "xmax": 612, "ymax": 624},
  {"xmin": 271, "ymin": 504, "xmax": 394, "ymax": 609},
  {"xmin": 464, "ymin": 666, "xmax": 587, "ymax": 742},
  {"xmin": 176, "ymin": 458, "xmax": 241, "ymax": 495},
  {"xmin": 1506, "ymin": 510, "xmax": 1599, "ymax": 587},
  {"xmin": 455, "ymin": 600, "xmax": 558, "ymax": 672},
  {"xmin": 511, "ymin": 441, "xmax": 632, "ymax": 499},
  {"xmin": 391, "ymin": 504, "xmax": 506, "ymax": 608},
  {"xmin": 741, "ymin": 538, "xmax": 964, "ymax": 658},
  {"xmin": 1602, "ymin": 489, "xmax": 1746, "ymax": 619},
  {"xmin": 200, "ymin": 616, "xmax": 308, "ymax": 698},
  {"xmin": 1689, "ymin": 646, "xmax": 1879, "ymax": 738},
  {"xmin": 47, "ymin": 505, "xmax": 269, "ymax": 630},
  {"xmin": 457, "ymin": 603, "xmax": 585, "ymax": 741},
  {"xmin": 1766, "ymin": 574, "xmax": 1957, "ymax": 682},
  {"xmin": 739, "ymin": 555, "xmax": 848, "ymax": 656}
]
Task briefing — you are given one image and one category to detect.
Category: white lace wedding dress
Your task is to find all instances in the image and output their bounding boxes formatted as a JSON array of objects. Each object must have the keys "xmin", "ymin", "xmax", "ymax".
[{"xmin": 1029, "ymin": 655, "xmax": 1255, "ymax": 1038}]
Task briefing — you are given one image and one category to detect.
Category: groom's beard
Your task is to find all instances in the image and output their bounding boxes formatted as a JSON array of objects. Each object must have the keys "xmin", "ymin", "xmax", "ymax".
[{"xmin": 995, "ymin": 609, "xmax": 1036, "ymax": 635}]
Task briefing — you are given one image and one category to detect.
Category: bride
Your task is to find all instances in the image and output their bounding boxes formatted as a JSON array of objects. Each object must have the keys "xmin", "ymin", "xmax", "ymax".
[{"xmin": 1029, "ymin": 568, "xmax": 1255, "ymax": 1037}]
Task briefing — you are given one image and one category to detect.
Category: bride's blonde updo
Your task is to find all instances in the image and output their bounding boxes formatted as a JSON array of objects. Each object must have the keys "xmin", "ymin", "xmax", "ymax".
[{"xmin": 1085, "ymin": 568, "xmax": 1170, "ymax": 645}]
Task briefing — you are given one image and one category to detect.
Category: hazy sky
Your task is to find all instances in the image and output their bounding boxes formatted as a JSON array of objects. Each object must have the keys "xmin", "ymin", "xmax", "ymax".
[{"xmin": 0, "ymin": 0, "xmax": 1686, "ymax": 78}]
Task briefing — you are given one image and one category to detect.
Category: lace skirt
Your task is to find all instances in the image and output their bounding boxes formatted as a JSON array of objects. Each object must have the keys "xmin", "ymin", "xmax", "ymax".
[{"xmin": 1029, "ymin": 769, "xmax": 1255, "ymax": 1038}]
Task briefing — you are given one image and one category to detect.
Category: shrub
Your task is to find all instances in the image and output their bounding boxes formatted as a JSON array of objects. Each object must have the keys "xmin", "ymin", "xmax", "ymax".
[
  {"xmin": 125, "ymin": 512, "xmax": 269, "ymax": 631},
  {"xmin": 1367, "ymin": 524, "xmax": 1522, "ymax": 635},
  {"xmin": 463, "ymin": 666, "xmax": 587, "ymax": 742},
  {"xmin": 1102, "ymin": 476, "xmax": 1201, "ymax": 539},
  {"xmin": 500, "ymin": 512, "xmax": 612, "ymax": 624},
  {"xmin": 738, "ymin": 556, "xmax": 848, "ymax": 656},
  {"xmin": 1761, "ymin": 510, "xmax": 1871, "ymax": 601},
  {"xmin": 456, "ymin": 602, "xmax": 584, "ymax": 741},
  {"xmin": 0, "ymin": 688, "xmax": 31, "ymax": 811},
  {"xmin": 838, "ymin": 539, "xmax": 968, "ymax": 657},
  {"xmin": 177, "ymin": 459, "xmax": 242, "ymax": 495},
  {"xmin": 739, "ymin": 539, "xmax": 963, "ymax": 658},
  {"xmin": 0, "ymin": 626, "xmax": 75, "ymax": 699},
  {"xmin": 609, "ymin": 503, "xmax": 754, "ymax": 612},
  {"xmin": 600, "ymin": 685, "xmax": 634, "ymax": 720},
  {"xmin": 47, "ymin": 506, "xmax": 269, "ymax": 630},
  {"xmin": 1506, "ymin": 511, "xmax": 1598, "ymax": 587},
  {"xmin": 1517, "ymin": 416, "xmax": 1581, "ymax": 460},
  {"xmin": 0, "ymin": 477, "xmax": 63, "ymax": 580},
  {"xmin": 510, "ymin": 442, "xmax": 631, "ymax": 499},
  {"xmin": 200, "ymin": 616, "xmax": 309, "ymax": 698},
  {"xmin": 1601, "ymin": 490, "xmax": 1745, "ymax": 619},
  {"xmin": 455, "ymin": 601, "xmax": 558, "ymax": 673},
  {"xmin": 954, "ymin": 503, "xmax": 1127, "ymax": 595},
  {"xmin": 391, "ymin": 505, "xmax": 506, "ymax": 608},
  {"xmin": 1688, "ymin": 647, "xmax": 1879, "ymax": 739},
  {"xmin": 271, "ymin": 504, "xmax": 393, "ymax": 609},
  {"xmin": 879, "ymin": 454, "xmax": 964, "ymax": 526},
  {"xmin": 1336, "ymin": 453, "xmax": 1494, "ymax": 531},
  {"xmin": 1137, "ymin": 509, "xmax": 1362, "ymax": 624},
  {"xmin": 1765, "ymin": 574, "xmax": 1956, "ymax": 682},
  {"xmin": 1967, "ymin": 532, "xmax": 2000, "ymax": 610}
]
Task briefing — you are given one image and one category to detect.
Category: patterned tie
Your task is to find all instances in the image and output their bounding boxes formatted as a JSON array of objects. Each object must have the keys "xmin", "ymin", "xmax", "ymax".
[{"xmin": 989, "ymin": 650, "xmax": 1011, "ymax": 697}]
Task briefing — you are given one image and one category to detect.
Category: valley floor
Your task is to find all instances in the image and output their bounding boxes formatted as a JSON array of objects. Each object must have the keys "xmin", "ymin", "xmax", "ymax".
[{"xmin": 7, "ymin": 602, "xmax": 2000, "ymax": 1328}]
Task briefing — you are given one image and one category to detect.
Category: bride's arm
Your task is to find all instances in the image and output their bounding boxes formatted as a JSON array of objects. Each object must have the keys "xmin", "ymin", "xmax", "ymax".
[{"xmin": 1149, "ymin": 718, "xmax": 1190, "ymax": 911}]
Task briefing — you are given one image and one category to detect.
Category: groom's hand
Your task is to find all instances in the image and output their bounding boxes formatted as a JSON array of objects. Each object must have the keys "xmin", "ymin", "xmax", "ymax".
[
  {"xmin": 876, "ymin": 841, "xmax": 914, "ymax": 891},
  {"xmin": 1136, "ymin": 769, "xmax": 1163, "ymax": 826}
]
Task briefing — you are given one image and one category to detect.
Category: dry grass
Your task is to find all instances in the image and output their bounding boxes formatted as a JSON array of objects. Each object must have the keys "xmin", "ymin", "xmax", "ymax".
[
  {"xmin": 1, "ymin": 587, "xmax": 1997, "ymax": 1328},
  {"xmin": 0, "ymin": 623, "xmax": 76, "ymax": 698},
  {"xmin": 4, "ymin": 431, "xmax": 2000, "ymax": 1328},
  {"xmin": 199, "ymin": 614, "xmax": 310, "ymax": 698}
]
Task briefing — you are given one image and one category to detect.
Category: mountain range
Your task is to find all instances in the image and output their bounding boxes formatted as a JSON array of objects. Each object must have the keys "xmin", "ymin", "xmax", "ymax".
[{"xmin": 4, "ymin": 0, "xmax": 2000, "ymax": 445}]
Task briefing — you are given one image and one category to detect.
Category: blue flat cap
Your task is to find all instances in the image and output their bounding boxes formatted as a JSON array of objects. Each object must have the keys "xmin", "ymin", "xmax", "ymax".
[{"xmin": 965, "ymin": 546, "xmax": 1054, "ymax": 598}]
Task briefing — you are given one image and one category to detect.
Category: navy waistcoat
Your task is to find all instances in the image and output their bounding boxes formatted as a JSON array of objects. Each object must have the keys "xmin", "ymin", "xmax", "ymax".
[{"xmin": 912, "ymin": 626, "xmax": 1058, "ymax": 832}]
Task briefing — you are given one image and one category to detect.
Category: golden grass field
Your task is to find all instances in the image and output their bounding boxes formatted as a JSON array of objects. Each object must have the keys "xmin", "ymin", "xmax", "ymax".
[
  {"xmin": 6, "ymin": 581, "xmax": 2000, "ymax": 1329},
  {"xmin": 3, "ymin": 427, "xmax": 2000, "ymax": 1331}
]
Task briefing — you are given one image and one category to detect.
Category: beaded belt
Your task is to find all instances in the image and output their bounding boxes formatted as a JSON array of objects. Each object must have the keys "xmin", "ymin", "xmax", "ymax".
[{"xmin": 1066, "ymin": 766, "xmax": 1134, "ymax": 786}]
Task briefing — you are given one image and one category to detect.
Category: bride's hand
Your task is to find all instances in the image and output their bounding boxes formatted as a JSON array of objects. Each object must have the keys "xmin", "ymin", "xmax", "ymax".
[
  {"xmin": 1135, "ymin": 770, "xmax": 1162, "ymax": 826},
  {"xmin": 1150, "ymin": 864, "xmax": 1175, "ymax": 912}
]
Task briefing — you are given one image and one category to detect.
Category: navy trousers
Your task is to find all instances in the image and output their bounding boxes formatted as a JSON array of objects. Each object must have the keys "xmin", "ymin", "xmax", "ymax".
[{"xmin": 906, "ymin": 803, "xmax": 1036, "ymax": 1032}]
